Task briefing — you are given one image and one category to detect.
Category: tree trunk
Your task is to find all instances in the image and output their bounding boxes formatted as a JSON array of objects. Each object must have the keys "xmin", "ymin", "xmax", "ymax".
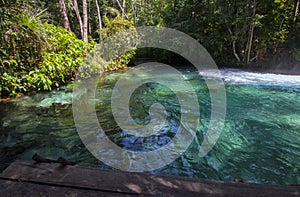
[
  {"xmin": 131, "ymin": 0, "xmax": 137, "ymax": 24},
  {"xmin": 116, "ymin": 0, "xmax": 129, "ymax": 19},
  {"xmin": 122, "ymin": 0, "xmax": 126, "ymax": 19},
  {"xmin": 246, "ymin": 0, "xmax": 256, "ymax": 64},
  {"xmin": 292, "ymin": 0, "xmax": 300, "ymax": 24},
  {"xmin": 58, "ymin": 0, "xmax": 71, "ymax": 31},
  {"xmin": 288, "ymin": 0, "xmax": 300, "ymax": 38},
  {"xmin": 246, "ymin": 23, "xmax": 255, "ymax": 63},
  {"xmin": 82, "ymin": 0, "xmax": 88, "ymax": 42},
  {"xmin": 72, "ymin": 0, "xmax": 83, "ymax": 39},
  {"xmin": 95, "ymin": 0, "xmax": 103, "ymax": 40},
  {"xmin": 226, "ymin": 24, "xmax": 241, "ymax": 63}
]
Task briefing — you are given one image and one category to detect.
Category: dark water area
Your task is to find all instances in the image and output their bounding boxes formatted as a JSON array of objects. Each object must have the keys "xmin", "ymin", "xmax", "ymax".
[{"xmin": 0, "ymin": 68, "xmax": 299, "ymax": 185}]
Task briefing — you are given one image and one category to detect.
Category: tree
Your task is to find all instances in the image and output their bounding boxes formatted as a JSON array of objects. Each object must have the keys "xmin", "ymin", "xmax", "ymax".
[
  {"xmin": 58, "ymin": 0, "xmax": 71, "ymax": 31},
  {"xmin": 82, "ymin": 0, "xmax": 88, "ymax": 42},
  {"xmin": 95, "ymin": 0, "xmax": 103, "ymax": 39},
  {"xmin": 72, "ymin": 0, "xmax": 84, "ymax": 39},
  {"xmin": 115, "ymin": 0, "xmax": 129, "ymax": 20},
  {"xmin": 292, "ymin": 0, "xmax": 300, "ymax": 24},
  {"xmin": 122, "ymin": 0, "xmax": 126, "ymax": 19}
]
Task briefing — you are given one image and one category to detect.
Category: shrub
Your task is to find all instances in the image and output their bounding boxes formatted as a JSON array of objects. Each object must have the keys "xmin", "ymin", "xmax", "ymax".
[
  {"xmin": 100, "ymin": 16, "xmax": 137, "ymax": 71},
  {"xmin": 0, "ymin": 8, "xmax": 93, "ymax": 97}
]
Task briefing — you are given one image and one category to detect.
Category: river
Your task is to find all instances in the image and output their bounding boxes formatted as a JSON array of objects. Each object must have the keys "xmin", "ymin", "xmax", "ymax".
[{"xmin": 0, "ymin": 67, "xmax": 299, "ymax": 185}]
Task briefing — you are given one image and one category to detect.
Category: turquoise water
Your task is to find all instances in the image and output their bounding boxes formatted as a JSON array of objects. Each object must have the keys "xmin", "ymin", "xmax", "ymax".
[{"xmin": 0, "ymin": 68, "xmax": 299, "ymax": 185}]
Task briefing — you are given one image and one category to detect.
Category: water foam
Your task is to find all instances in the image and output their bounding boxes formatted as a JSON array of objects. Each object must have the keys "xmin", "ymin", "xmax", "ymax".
[{"xmin": 200, "ymin": 68, "xmax": 300, "ymax": 86}]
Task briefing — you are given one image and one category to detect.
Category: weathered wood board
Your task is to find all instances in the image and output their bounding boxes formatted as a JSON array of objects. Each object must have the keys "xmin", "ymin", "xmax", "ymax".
[{"xmin": 0, "ymin": 160, "xmax": 299, "ymax": 196}]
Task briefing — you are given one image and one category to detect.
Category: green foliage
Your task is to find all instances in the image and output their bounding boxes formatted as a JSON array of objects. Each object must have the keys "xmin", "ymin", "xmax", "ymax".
[
  {"xmin": 1, "ymin": 0, "xmax": 300, "ymax": 98},
  {"xmin": 39, "ymin": 23, "xmax": 92, "ymax": 86},
  {"xmin": 0, "ymin": 4, "xmax": 93, "ymax": 97},
  {"xmin": 151, "ymin": 0, "xmax": 297, "ymax": 66},
  {"xmin": 100, "ymin": 16, "xmax": 137, "ymax": 71},
  {"xmin": 0, "ymin": 6, "xmax": 45, "ymax": 72}
]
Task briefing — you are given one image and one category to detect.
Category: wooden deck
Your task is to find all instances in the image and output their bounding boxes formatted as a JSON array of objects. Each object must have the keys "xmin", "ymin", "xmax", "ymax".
[{"xmin": 0, "ymin": 160, "xmax": 299, "ymax": 196}]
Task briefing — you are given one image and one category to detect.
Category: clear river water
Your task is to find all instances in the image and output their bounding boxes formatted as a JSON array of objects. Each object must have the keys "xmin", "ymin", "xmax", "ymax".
[{"xmin": 0, "ymin": 67, "xmax": 299, "ymax": 185}]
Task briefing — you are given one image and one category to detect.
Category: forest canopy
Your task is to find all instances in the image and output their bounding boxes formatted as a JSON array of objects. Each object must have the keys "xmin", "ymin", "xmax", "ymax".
[{"xmin": 0, "ymin": 0, "xmax": 300, "ymax": 97}]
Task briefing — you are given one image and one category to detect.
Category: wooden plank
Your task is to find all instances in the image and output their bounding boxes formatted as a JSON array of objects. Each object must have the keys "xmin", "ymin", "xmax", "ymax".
[
  {"xmin": 0, "ymin": 179, "xmax": 134, "ymax": 196},
  {"xmin": 0, "ymin": 160, "xmax": 299, "ymax": 197}
]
